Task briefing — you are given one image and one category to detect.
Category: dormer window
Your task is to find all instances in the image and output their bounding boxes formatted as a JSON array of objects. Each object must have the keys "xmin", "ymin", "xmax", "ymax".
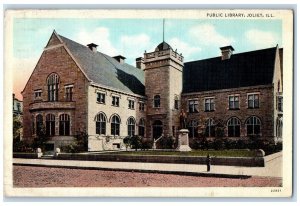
[{"xmin": 47, "ymin": 73, "xmax": 59, "ymax": 101}]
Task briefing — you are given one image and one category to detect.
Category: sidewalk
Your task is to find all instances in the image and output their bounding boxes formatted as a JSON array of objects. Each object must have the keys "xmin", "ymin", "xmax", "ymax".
[{"xmin": 13, "ymin": 152, "xmax": 282, "ymax": 178}]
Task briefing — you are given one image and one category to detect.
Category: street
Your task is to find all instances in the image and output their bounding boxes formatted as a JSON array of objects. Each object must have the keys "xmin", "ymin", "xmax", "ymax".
[{"xmin": 13, "ymin": 165, "xmax": 282, "ymax": 187}]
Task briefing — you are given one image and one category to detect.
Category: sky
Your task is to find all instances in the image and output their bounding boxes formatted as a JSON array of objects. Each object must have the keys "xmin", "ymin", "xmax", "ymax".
[{"xmin": 12, "ymin": 18, "xmax": 282, "ymax": 100}]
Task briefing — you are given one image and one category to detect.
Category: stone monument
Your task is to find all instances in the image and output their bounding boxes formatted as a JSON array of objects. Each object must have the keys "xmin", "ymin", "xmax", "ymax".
[{"xmin": 176, "ymin": 110, "xmax": 192, "ymax": 152}]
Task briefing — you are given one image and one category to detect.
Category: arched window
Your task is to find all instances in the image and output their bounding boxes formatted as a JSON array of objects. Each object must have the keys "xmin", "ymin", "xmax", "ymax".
[
  {"xmin": 46, "ymin": 114, "xmax": 55, "ymax": 136},
  {"xmin": 36, "ymin": 114, "xmax": 43, "ymax": 135},
  {"xmin": 227, "ymin": 117, "xmax": 240, "ymax": 137},
  {"xmin": 95, "ymin": 113, "xmax": 106, "ymax": 135},
  {"xmin": 154, "ymin": 95, "xmax": 160, "ymax": 108},
  {"xmin": 127, "ymin": 117, "xmax": 136, "ymax": 137},
  {"xmin": 111, "ymin": 115, "xmax": 120, "ymax": 136},
  {"xmin": 59, "ymin": 114, "xmax": 70, "ymax": 136},
  {"xmin": 188, "ymin": 120, "xmax": 198, "ymax": 138},
  {"xmin": 246, "ymin": 116, "xmax": 261, "ymax": 136},
  {"xmin": 138, "ymin": 118, "xmax": 145, "ymax": 137},
  {"xmin": 47, "ymin": 73, "xmax": 59, "ymax": 101},
  {"xmin": 205, "ymin": 118, "xmax": 215, "ymax": 137}
]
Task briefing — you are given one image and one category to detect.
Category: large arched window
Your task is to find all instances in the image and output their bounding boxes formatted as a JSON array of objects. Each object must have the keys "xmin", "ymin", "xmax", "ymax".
[
  {"xmin": 227, "ymin": 117, "xmax": 240, "ymax": 137},
  {"xmin": 188, "ymin": 120, "xmax": 198, "ymax": 138},
  {"xmin": 46, "ymin": 114, "xmax": 55, "ymax": 136},
  {"xmin": 205, "ymin": 118, "xmax": 215, "ymax": 137},
  {"xmin": 154, "ymin": 95, "xmax": 160, "ymax": 108},
  {"xmin": 95, "ymin": 113, "xmax": 106, "ymax": 135},
  {"xmin": 47, "ymin": 73, "xmax": 59, "ymax": 101},
  {"xmin": 36, "ymin": 114, "xmax": 43, "ymax": 135},
  {"xmin": 59, "ymin": 114, "xmax": 70, "ymax": 136},
  {"xmin": 111, "ymin": 115, "xmax": 120, "ymax": 136},
  {"xmin": 127, "ymin": 117, "xmax": 136, "ymax": 137},
  {"xmin": 138, "ymin": 118, "xmax": 145, "ymax": 137},
  {"xmin": 246, "ymin": 116, "xmax": 261, "ymax": 136}
]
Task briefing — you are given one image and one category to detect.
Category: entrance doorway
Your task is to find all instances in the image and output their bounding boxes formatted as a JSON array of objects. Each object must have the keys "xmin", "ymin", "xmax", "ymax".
[{"xmin": 152, "ymin": 120, "xmax": 163, "ymax": 140}]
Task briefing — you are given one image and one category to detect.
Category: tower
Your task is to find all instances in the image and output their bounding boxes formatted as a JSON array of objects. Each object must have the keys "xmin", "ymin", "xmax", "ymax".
[{"xmin": 144, "ymin": 42, "xmax": 184, "ymax": 140}]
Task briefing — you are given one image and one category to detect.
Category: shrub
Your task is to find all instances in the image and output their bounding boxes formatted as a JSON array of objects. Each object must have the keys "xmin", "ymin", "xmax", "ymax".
[
  {"xmin": 60, "ymin": 131, "xmax": 88, "ymax": 153},
  {"xmin": 157, "ymin": 136, "xmax": 175, "ymax": 149},
  {"xmin": 130, "ymin": 135, "xmax": 142, "ymax": 151},
  {"xmin": 123, "ymin": 136, "xmax": 131, "ymax": 151},
  {"xmin": 213, "ymin": 138, "xmax": 225, "ymax": 150},
  {"xmin": 31, "ymin": 124, "xmax": 50, "ymax": 151},
  {"xmin": 236, "ymin": 139, "xmax": 247, "ymax": 149},
  {"xmin": 13, "ymin": 140, "xmax": 34, "ymax": 153},
  {"xmin": 141, "ymin": 138, "xmax": 153, "ymax": 150}
]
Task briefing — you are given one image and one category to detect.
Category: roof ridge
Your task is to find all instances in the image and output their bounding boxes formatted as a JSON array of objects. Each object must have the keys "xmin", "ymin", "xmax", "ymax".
[{"xmin": 185, "ymin": 46, "xmax": 277, "ymax": 64}]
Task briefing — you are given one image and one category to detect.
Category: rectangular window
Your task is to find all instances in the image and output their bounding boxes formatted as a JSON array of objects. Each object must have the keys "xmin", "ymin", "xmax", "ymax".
[
  {"xmin": 278, "ymin": 96, "xmax": 283, "ymax": 112},
  {"xmin": 97, "ymin": 92, "xmax": 105, "ymax": 104},
  {"xmin": 34, "ymin": 90, "xmax": 42, "ymax": 99},
  {"xmin": 112, "ymin": 96, "xmax": 120, "ymax": 107},
  {"xmin": 128, "ymin": 100, "xmax": 135, "ymax": 109},
  {"xmin": 65, "ymin": 86, "xmax": 73, "ymax": 101},
  {"xmin": 229, "ymin": 95, "xmax": 239, "ymax": 109},
  {"xmin": 188, "ymin": 100, "xmax": 199, "ymax": 113},
  {"xmin": 139, "ymin": 102, "xmax": 145, "ymax": 111},
  {"xmin": 248, "ymin": 94, "xmax": 259, "ymax": 108},
  {"xmin": 204, "ymin": 97, "xmax": 215, "ymax": 111},
  {"xmin": 174, "ymin": 99, "xmax": 179, "ymax": 110}
]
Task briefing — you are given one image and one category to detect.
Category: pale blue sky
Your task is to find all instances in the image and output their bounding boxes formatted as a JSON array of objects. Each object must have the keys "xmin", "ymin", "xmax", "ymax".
[
  {"xmin": 13, "ymin": 18, "xmax": 282, "ymax": 62},
  {"xmin": 13, "ymin": 18, "xmax": 282, "ymax": 99}
]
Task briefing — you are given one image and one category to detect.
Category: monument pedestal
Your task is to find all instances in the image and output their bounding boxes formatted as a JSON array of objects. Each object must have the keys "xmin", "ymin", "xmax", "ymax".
[{"xmin": 176, "ymin": 129, "xmax": 192, "ymax": 152}]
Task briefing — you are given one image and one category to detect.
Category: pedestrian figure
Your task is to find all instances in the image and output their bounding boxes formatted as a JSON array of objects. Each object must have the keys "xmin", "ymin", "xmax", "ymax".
[{"xmin": 206, "ymin": 154, "xmax": 211, "ymax": 172}]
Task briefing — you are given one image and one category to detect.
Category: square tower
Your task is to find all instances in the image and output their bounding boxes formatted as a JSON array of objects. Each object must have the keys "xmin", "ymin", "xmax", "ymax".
[{"xmin": 144, "ymin": 42, "xmax": 184, "ymax": 140}]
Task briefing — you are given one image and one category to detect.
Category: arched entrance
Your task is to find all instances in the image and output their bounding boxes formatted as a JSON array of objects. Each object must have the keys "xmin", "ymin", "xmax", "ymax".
[{"xmin": 152, "ymin": 120, "xmax": 163, "ymax": 140}]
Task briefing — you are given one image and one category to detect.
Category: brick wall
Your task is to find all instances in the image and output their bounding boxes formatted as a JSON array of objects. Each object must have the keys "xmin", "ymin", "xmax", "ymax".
[
  {"xmin": 181, "ymin": 85, "xmax": 275, "ymax": 139},
  {"xmin": 22, "ymin": 44, "xmax": 89, "ymax": 142}
]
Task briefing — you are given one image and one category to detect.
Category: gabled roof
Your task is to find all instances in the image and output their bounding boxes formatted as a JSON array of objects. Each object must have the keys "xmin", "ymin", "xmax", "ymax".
[
  {"xmin": 59, "ymin": 35, "xmax": 145, "ymax": 96},
  {"xmin": 183, "ymin": 47, "xmax": 277, "ymax": 93}
]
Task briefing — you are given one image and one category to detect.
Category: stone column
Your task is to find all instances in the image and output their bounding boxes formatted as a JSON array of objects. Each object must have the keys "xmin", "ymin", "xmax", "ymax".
[{"xmin": 176, "ymin": 129, "xmax": 192, "ymax": 152}]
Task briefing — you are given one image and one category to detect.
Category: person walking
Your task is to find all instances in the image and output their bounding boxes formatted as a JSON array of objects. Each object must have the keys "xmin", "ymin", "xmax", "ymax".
[{"xmin": 206, "ymin": 154, "xmax": 211, "ymax": 172}]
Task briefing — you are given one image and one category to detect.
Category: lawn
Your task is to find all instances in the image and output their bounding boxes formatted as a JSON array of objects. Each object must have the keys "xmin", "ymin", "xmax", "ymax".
[{"xmin": 113, "ymin": 150, "xmax": 256, "ymax": 157}]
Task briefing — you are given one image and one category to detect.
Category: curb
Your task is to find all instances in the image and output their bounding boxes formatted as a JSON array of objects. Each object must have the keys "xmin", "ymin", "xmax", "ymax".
[{"xmin": 13, "ymin": 163, "xmax": 252, "ymax": 179}]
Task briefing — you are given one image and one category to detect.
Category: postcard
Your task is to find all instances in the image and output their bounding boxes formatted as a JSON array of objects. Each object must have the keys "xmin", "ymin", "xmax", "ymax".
[{"xmin": 4, "ymin": 9, "xmax": 293, "ymax": 197}]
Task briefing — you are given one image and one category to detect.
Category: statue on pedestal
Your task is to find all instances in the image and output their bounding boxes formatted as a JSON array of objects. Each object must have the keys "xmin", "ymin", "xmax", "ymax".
[
  {"xmin": 177, "ymin": 109, "xmax": 192, "ymax": 152},
  {"xmin": 179, "ymin": 109, "xmax": 187, "ymax": 129}
]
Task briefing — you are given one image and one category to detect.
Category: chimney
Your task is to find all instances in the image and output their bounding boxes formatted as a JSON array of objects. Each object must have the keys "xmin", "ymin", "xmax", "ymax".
[
  {"xmin": 87, "ymin": 43, "xmax": 98, "ymax": 52},
  {"xmin": 113, "ymin": 55, "xmax": 126, "ymax": 64},
  {"xmin": 220, "ymin": 45, "xmax": 234, "ymax": 60},
  {"xmin": 136, "ymin": 57, "xmax": 145, "ymax": 70}
]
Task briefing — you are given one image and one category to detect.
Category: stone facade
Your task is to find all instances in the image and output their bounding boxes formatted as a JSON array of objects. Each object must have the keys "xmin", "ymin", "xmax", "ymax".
[
  {"xmin": 181, "ymin": 85, "xmax": 275, "ymax": 139},
  {"xmin": 22, "ymin": 34, "xmax": 89, "ymax": 148},
  {"xmin": 87, "ymin": 84, "xmax": 146, "ymax": 151},
  {"xmin": 21, "ymin": 31, "xmax": 283, "ymax": 151},
  {"xmin": 144, "ymin": 43, "xmax": 183, "ymax": 139}
]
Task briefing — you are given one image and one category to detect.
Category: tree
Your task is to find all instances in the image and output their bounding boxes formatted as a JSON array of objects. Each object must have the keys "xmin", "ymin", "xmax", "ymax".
[
  {"xmin": 32, "ymin": 124, "xmax": 49, "ymax": 150},
  {"xmin": 157, "ymin": 135, "xmax": 175, "ymax": 149},
  {"xmin": 123, "ymin": 136, "xmax": 131, "ymax": 151},
  {"xmin": 13, "ymin": 116, "xmax": 22, "ymax": 141},
  {"xmin": 130, "ymin": 135, "xmax": 142, "ymax": 151}
]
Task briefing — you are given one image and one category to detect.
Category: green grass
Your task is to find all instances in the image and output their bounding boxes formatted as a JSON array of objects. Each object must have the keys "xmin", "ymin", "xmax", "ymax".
[{"xmin": 113, "ymin": 150, "xmax": 256, "ymax": 157}]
